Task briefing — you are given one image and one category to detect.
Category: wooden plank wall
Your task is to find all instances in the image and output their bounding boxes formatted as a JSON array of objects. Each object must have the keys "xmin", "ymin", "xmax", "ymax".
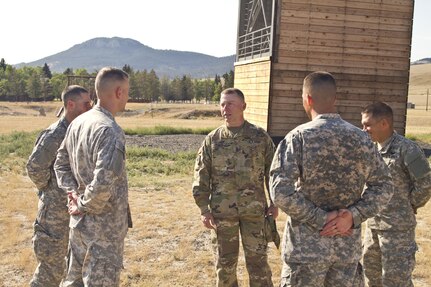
[
  {"xmin": 269, "ymin": 0, "xmax": 414, "ymax": 137},
  {"xmin": 234, "ymin": 57, "xmax": 272, "ymax": 130}
]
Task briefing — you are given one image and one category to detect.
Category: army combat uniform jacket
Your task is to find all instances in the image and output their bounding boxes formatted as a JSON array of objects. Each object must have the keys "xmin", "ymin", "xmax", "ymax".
[
  {"xmin": 26, "ymin": 117, "xmax": 70, "ymax": 286},
  {"xmin": 27, "ymin": 117, "xmax": 69, "ymax": 196},
  {"xmin": 270, "ymin": 114, "xmax": 393, "ymax": 264},
  {"xmin": 54, "ymin": 104, "xmax": 130, "ymax": 265},
  {"xmin": 192, "ymin": 120, "xmax": 275, "ymax": 218},
  {"xmin": 367, "ymin": 131, "xmax": 431, "ymax": 231}
]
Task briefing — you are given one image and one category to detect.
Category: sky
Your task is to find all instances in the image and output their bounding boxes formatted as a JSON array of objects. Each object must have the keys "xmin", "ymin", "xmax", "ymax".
[{"xmin": 1, "ymin": 0, "xmax": 429, "ymax": 65}]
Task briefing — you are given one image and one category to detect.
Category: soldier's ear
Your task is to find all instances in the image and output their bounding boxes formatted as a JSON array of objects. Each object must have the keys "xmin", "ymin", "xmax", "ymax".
[
  {"xmin": 380, "ymin": 118, "xmax": 390, "ymax": 129},
  {"xmin": 243, "ymin": 102, "xmax": 247, "ymax": 111},
  {"xmin": 306, "ymin": 94, "xmax": 313, "ymax": 106},
  {"xmin": 65, "ymin": 99, "xmax": 75, "ymax": 111},
  {"xmin": 115, "ymin": 86, "xmax": 122, "ymax": 99}
]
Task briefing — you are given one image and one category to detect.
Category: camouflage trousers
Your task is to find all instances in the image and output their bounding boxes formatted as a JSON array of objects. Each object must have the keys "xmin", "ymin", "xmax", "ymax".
[
  {"xmin": 362, "ymin": 228, "xmax": 416, "ymax": 287},
  {"xmin": 211, "ymin": 215, "xmax": 273, "ymax": 287},
  {"xmin": 280, "ymin": 261, "xmax": 363, "ymax": 287},
  {"xmin": 61, "ymin": 226, "xmax": 124, "ymax": 287},
  {"xmin": 30, "ymin": 191, "xmax": 69, "ymax": 287}
]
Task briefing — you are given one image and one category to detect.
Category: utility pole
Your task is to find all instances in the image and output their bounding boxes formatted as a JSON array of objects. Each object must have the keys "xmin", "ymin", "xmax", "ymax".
[{"xmin": 427, "ymin": 89, "xmax": 429, "ymax": 111}]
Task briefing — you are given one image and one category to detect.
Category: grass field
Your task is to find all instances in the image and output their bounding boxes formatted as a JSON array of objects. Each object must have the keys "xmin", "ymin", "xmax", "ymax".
[
  {"xmin": 408, "ymin": 63, "xmax": 431, "ymax": 108},
  {"xmin": 0, "ymin": 69, "xmax": 431, "ymax": 286}
]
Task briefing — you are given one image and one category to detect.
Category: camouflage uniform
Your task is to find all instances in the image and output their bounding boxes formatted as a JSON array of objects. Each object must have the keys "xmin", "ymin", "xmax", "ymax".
[
  {"xmin": 192, "ymin": 121, "xmax": 275, "ymax": 287},
  {"xmin": 54, "ymin": 104, "xmax": 131, "ymax": 287},
  {"xmin": 270, "ymin": 114, "xmax": 393, "ymax": 287},
  {"xmin": 363, "ymin": 132, "xmax": 431, "ymax": 287},
  {"xmin": 26, "ymin": 117, "xmax": 70, "ymax": 287}
]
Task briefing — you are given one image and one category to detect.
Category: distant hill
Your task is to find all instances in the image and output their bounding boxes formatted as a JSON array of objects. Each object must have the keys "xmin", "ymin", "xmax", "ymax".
[
  {"xmin": 14, "ymin": 37, "xmax": 236, "ymax": 78},
  {"xmin": 411, "ymin": 58, "xmax": 431, "ymax": 65},
  {"xmin": 408, "ymin": 62, "xmax": 431, "ymax": 106}
]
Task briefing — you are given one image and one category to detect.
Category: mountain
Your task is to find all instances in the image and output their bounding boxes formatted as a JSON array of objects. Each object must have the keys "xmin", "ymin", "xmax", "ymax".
[
  {"xmin": 15, "ymin": 37, "xmax": 236, "ymax": 78},
  {"xmin": 411, "ymin": 58, "xmax": 431, "ymax": 65}
]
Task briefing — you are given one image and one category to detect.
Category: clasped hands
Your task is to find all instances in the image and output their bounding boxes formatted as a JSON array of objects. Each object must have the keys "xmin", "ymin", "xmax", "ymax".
[
  {"xmin": 67, "ymin": 191, "xmax": 82, "ymax": 215},
  {"xmin": 320, "ymin": 209, "xmax": 353, "ymax": 237}
]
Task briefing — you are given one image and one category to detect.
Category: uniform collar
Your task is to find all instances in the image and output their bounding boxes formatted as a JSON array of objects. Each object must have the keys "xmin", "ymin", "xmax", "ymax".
[
  {"xmin": 222, "ymin": 121, "xmax": 249, "ymax": 137},
  {"xmin": 59, "ymin": 116, "xmax": 70, "ymax": 128},
  {"xmin": 94, "ymin": 103, "xmax": 115, "ymax": 121},
  {"xmin": 378, "ymin": 131, "xmax": 397, "ymax": 153},
  {"xmin": 314, "ymin": 113, "xmax": 341, "ymax": 120}
]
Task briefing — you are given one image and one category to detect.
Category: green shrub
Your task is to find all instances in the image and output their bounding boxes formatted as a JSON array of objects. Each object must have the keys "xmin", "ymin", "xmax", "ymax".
[{"xmin": 0, "ymin": 131, "xmax": 38, "ymax": 174}]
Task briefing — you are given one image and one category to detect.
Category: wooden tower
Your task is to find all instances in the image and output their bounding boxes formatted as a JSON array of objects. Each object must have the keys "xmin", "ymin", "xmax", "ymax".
[{"xmin": 234, "ymin": 0, "xmax": 414, "ymax": 139}]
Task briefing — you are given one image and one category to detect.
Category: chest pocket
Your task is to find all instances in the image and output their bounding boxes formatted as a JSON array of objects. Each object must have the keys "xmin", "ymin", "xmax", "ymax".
[
  {"xmin": 383, "ymin": 147, "xmax": 400, "ymax": 168},
  {"xmin": 212, "ymin": 139, "xmax": 236, "ymax": 177}
]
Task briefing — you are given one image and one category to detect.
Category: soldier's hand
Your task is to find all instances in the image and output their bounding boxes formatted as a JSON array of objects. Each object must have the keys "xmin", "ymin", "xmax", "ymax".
[
  {"xmin": 325, "ymin": 210, "xmax": 338, "ymax": 224},
  {"xmin": 68, "ymin": 202, "xmax": 81, "ymax": 215},
  {"xmin": 336, "ymin": 209, "xmax": 353, "ymax": 233},
  {"xmin": 201, "ymin": 212, "xmax": 216, "ymax": 230},
  {"xmin": 266, "ymin": 204, "xmax": 279, "ymax": 219},
  {"xmin": 320, "ymin": 209, "xmax": 353, "ymax": 237},
  {"xmin": 67, "ymin": 192, "xmax": 82, "ymax": 215}
]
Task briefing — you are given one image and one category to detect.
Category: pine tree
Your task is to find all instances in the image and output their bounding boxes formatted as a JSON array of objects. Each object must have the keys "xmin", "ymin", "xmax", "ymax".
[
  {"xmin": 0, "ymin": 58, "xmax": 7, "ymax": 72},
  {"xmin": 42, "ymin": 63, "xmax": 52, "ymax": 79}
]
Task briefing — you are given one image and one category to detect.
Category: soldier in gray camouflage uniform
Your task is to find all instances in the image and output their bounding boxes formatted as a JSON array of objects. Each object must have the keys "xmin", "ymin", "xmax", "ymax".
[
  {"xmin": 270, "ymin": 71, "xmax": 394, "ymax": 287},
  {"xmin": 26, "ymin": 85, "xmax": 92, "ymax": 287},
  {"xmin": 54, "ymin": 67, "xmax": 131, "ymax": 287},
  {"xmin": 361, "ymin": 101, "xmax": 431, "ymax": 287},
  {"xmin": 192, "ymin": 88, "xmax": 277, "ymax": 287}
]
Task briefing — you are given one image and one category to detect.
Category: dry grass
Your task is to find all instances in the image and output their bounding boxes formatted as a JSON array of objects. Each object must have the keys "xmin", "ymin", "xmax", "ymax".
[
  {"xmin": 406, "ymin": 109, "xmax": 431, "ymax": 135},
  {"xmin": 0, "ymin": 84, "xmax": 430, "ymax": 286},
  {"xmin": 414, "ymin": 201, "xmax": 431, "ymax": 286},
  {"xmin": 0, "ymin": 172, "xmax": 38, "ymax": 286},
  {"xmin": 408, "ymin": 63, "xmax": 431, "ymax": 108},
  {"xmin": 0, "ymin": 102, "xmax": 222, "ymax": 135}
]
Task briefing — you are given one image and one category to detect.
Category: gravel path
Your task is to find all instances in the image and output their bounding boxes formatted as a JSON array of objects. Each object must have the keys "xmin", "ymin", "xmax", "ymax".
[
  {"xmin": 125, "ymin": 134, "xmax": 206, "ymax": 153},
  {"xmin": 126, "ymin": 134, "xmax": 431, "ymax": 157}
]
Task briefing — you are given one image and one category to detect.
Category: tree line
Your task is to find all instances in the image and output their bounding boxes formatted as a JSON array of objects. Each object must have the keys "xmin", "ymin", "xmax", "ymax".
[{"xmin": 0, "ymin": 58, "xmax": 234, "ymax": 103}]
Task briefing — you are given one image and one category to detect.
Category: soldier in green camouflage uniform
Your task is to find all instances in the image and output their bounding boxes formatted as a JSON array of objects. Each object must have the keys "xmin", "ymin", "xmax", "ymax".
[
  {"xmin": 192, "ymin": 88, "xmax": 277, "ymax": 287},
  {"xmin": 361, "ymin": 101, "xmax": 431, "ymax": 287},
  {"xmin": 270, "ymin": 72, "xmax": 393, "ymax": 287},
  {"xmin": 26, "ymin": 85, "xmax": 91, "ymax": 287},
  {"xmin": 54, "ymin": 67, "xmax": 131, "ymax": 287}
]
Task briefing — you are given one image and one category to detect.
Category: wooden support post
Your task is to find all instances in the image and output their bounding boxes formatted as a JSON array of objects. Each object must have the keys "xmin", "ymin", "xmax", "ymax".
[{"xmin": 426, "ymin": 89, "xmax": 429, "ymax": 111}]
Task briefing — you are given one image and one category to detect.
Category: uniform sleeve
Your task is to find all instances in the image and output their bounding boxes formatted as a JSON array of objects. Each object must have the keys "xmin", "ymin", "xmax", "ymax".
[
  {"xmin": 405, "ymin": 145, "xmax": 431, "ymax": 210},
  {"xmin": 192, "ymin": 136, "xmax": 212, "ymax": 215},
  {"xmin": 264, "ymin": 134, "xmax": 275, "ymax": 203},
  {"xmin": 270, "ymin": 133, "xmax": 327, "ymax": 230},
  {"xmin": 26, "ymin": 130, "xmax": 59, "ymax": 191},
  {"xmin": 348, "ymin": 145, "xmax": 394, "ymax": 227},
  {"xmin": 54, "ymin": 134, "xmax": 78, "ymax": 194},
  {"xmin": 77, "ymin": 128, "xmax": 126, "ymax": 214}
]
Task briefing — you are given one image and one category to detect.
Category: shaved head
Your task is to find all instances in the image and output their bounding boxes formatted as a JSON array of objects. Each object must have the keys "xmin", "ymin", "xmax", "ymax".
[
  {"xmin": 61, "ymin": 85, "xmax": 89, "ymax": 108},
  {"xmin": 95, "ymin": 67, "xmax": 129, "ymax": 99},
  {"xmin": 303, "ymin": 71, "xmax": 336, "ymax": 105}
]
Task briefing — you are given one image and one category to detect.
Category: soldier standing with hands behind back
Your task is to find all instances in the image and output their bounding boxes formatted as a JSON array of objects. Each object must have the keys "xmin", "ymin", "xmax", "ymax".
[
  {"xmin": 192, "ymin": 88, "xmax": 277, "ymax": 287},
  {"xmin": 270, "ymin": 71, "xmax": 393, "ymax": 287},
  {"xmin": 361, "ymin": 101, "xmax": 431, "ymax": 287},
  {"xmin": 26, "ymin": 85, "xmax": 92, "ymax": 287},
  {"xmin": 54, "ymin": 67, "xmax": 131, "ymax": 287}
]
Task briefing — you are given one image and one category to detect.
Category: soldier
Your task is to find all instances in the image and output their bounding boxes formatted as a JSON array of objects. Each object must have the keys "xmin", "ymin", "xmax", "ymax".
[
  {"xmin": 270, "ymin": 71, "xmax": 393, "ymax": 287},
  {"xmin": 361, "ymin": 101, "xmax": 431, "ymax": 287},
  {"xmin": 54, "ymin": 67, "xmax": 132, "ymax": 287},
  {"xmin": 26, "ymin": 85, "xmax": 92, "ymax": 287},
  {"xmin": 192, "ymin": 88, "xmax": 277, "ymax": 286}
]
